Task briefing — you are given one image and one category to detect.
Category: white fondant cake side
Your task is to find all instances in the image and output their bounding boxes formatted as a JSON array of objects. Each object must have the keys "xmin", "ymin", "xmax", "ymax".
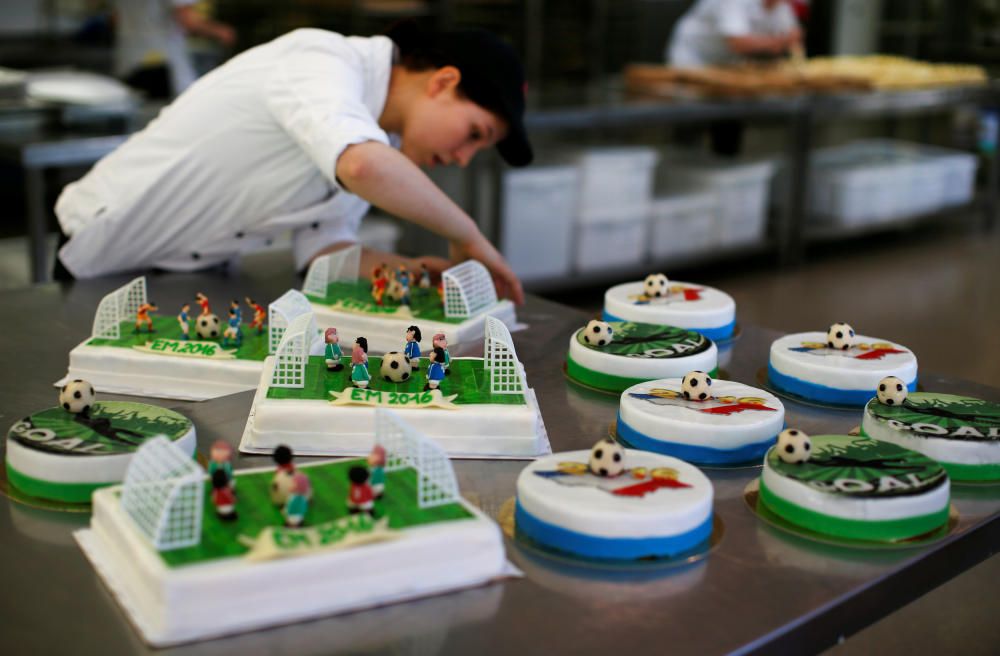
[
  {"xmin": 768, "ymin": 332, "xmax": 918, "ymax": 390},
  {"xmin": 6, "ymin": 426, "xmax": 196, "ymax": 484},
  {"xmin": 78, "ymin": 482, "xmax": 506, "ymax": 647},
  {"xmin": 567, "ymin": 331, "xmax": 718, "ymax": 379},
  {"xmin": 604, "ymin": 281, "xmax": 735, "ymax": 329},
  {"xmin": 309, "ymin": 301, "xmax": 517, "ymax": 354},
  {"xmin": 619, "ymin": 380, "xmax": 785, "ymax": 450},
  {"xmin": 516, "ymin": 450, "xmax": 713, "ymax": 539},
  {"xmin": 761, "ymin": 456, "xmax": 949, "ymax": 522},
  {"xmin": 861, "ymin": 412, "xmax": 1000, "ymax": 466},
  {"xmin": 241, "ymin": 357, "xmax": 548, "ymax": 458}
]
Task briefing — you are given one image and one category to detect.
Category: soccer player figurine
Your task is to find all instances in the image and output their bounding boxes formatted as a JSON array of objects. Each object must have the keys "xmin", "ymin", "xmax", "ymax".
[
  {"xmin": 404, "ymin": 325, "xmax": 422, "ymax": 370},
  {"xmin": 195, "ymin": 292, "xmax": 210, "ymax": 316},
  {"xmin": 283, "ymin": 472, "xmax": 311, "ymax": 528},
  {"xmin": 396, "ymin": 265, "xmax": 410, "ymax": 288},
  {"xmin": 208, "ymin": 440, "xmax": 234, "ymax": 488},
  {"xmin": 371, "ymin": 265, "xmax": 388, "ymax": 306},
  {"xmin": 432, "ymin": 333, "xmax": 451, "ymax": 376},
  {"xmin": 134, "ymin": 301, "xmax": 158, "ymax": 333},
  {"xmin": 324, "ymin": 327, "xmax": 344, "ymax": 371},
  {"xmin": 347, "ymin": 466, "xmax": 374, "ymax": 516},
  {"xmin": 211, "ymin": 469, "xmax": 238, "ymax": 521},
  {"xmin": 229, "ymin": 298, "xmax": 242, "ymax": 325},
  {"xmin": 245, "ymin": 296, "xmax": 266, "ymax": 335},
  {"xmin": 418, "ymin": 263, "xmax": 431, "ymax": 290},
  {"xmin": 222, "ymin": 307, "xmax": 243, "ymax": 347},
  {"xmin": 424, "ymin": 347, "xmax": 446, "ymax": 391},
  {"xmin": 351, "ymin": 337, "xmax": 370, "ymax": 389},
  {"xmin": 368, "ymin": 445, "xmax": 386, "ymax": 499},
  {"xmin": 177, "ymin": 303, "xmax": 191, "ymax": 340},
  {"xmin": 270, "ymin": 444, "xmax": 296, "ymax": 506}
]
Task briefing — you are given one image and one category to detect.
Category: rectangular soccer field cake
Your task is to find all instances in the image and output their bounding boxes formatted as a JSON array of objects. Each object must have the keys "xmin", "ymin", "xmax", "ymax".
[
  {"xmin": 76, "ymin": 411, "xmax": 510, "ymax": 647},
  {"xmin": 59, "ymin": 278, "xmax": 323, "ymax": 401},
  {"xmin": 302, "ymin": 245, "xmax": 517, "ymax": 354},
  {"xmin": 240, "ymin": 314, "xmax": 549, "ymax": 458}
]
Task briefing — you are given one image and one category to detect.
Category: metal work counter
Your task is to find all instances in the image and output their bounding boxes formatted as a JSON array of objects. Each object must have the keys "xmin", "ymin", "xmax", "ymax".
[{"xmin": 2, "ymin": 265, "xmax": 999, "ymax": 655}]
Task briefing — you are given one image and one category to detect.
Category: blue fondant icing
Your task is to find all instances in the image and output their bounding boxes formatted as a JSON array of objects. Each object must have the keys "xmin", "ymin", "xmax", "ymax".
[
  {"xmin": 767, "ymin": 363, "xmax": 917, "ymax": 407},
  {"xmin": 514, "ymin": 501, "xmax": 712, "ymax": 560},
  {"xmin": 601, "ymin": 311, "xmax": 735, "ymax": 340},
  {"xmin": 615, "ymin": 413, "xmax": 776, "ymax": 465}
]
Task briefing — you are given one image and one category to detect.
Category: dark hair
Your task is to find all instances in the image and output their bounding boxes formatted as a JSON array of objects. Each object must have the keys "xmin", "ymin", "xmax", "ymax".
[
  {"xmin": 349, "ymin": 465, "xmax": 370, "ymax": 484},
  {"xmin": 356, "ymin": 336, "xmax": 369, "ymax": 353},
  {"xmin": 433, "ymin": 346, "xmax": 445, "ymax": 362},
  {"xmin": 212, "ymin": 468, "xmax": 230, "ymax": 489},
  {"xmin": 273, "ymin": 444, "xmax": 293, "ymax": 466},
  {"xmin": 407, "ymin": 325, "xmax": 422, "ymax": 342}
]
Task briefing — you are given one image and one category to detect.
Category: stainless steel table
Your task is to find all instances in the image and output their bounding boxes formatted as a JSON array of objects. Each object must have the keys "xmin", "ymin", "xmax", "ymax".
[{"xmin": 3, "ymin": 266, "xmax": 999, "ymax": 655}]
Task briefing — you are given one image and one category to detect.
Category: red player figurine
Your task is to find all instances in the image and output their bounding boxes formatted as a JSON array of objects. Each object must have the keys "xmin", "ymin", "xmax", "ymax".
[
  {"xmin": 211, "ymin": 469, "xmax": 237, "ymax": 520},
  {"xmin": 195, "ymin": 292, "xmax": 211, "ymax": 317},
  {"xmin": 134, "ymin": 301, "xmax": 158, "ymax": 333},
  {"xmin": 347, "ymin": 465, "xmax": 374, "ymax": 516},
  {"xmin": 245, "ymin": 296, "xmax": 266, "ymax": 335},
  {"xmin": 371, "ymin": 266, "xmax": 388, "ymax": 306}
]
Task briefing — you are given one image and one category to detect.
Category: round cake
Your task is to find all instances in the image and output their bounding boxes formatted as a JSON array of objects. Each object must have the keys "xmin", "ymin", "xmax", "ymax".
[
  {"xmin": 617, "ymin": 378, "xmax": 785, "ymax": 465},
  {"xmin": 759, "ymin": 434, "xmax": 950, "ymax": 542},
  {"xmin": 862, "ymin": 392, "xmax": 1000, "ymax": 482},
  {"xmin": 567, "ymin": 321, "xmax": 718, "ymax": 393},
  {"xmin": 6, "ymin": 401, "xmax": 196, "ymax": 503},
  {"xmin": 603, "ymin": 279, "xmax": 736, "ymax": 340},
  {"xmin": 515, "ymin": 448, "xmax": 714, "ymax": 560},
  {"xmin": 768, "ymin": 332, "xmax": 917, "ymax": 406}
]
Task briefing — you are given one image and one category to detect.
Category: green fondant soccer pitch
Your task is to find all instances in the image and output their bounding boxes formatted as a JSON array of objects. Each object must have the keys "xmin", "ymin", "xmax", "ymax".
[
  {"xmin": 266, "ymin": 355, "xmax": 526, "ymax": 405},
  {"xmin": 307, "ymin": 280, "xmax": 470, "ymax": 325},
  {"xmin": 86, "ymin": 316, "xmax": 270, "ymax": 361},
  {"xmin": 154, "ymin": 459, "xmax": 473, "ymax": 568}
]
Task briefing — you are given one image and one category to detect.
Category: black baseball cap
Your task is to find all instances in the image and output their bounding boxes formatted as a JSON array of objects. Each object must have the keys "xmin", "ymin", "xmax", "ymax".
[{"xmin": 388, "ymin": 22, "xmax": 533, "ymax": 167}]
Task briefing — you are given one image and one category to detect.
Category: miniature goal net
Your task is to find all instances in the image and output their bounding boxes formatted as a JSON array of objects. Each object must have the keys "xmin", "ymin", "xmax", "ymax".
[
  {"xmin": 303, "ymin": 244, "xmax": 361, "ymax": 299},
  {"xmin": 376, "ymin": 409, "xmax": 459, "ymax": 509},
  {"xmin": 268, "ymin": 289, "xmax": 316, "ymax": 355},
  {"xmin": 484, "ymin": 316, "xmax": 525, "ymax": 395},
  {"xmin": 92, "ymin": 276, "xmax": 147, "ymax": 339},
  {"xmin": 271, "ymin": 312, "xmax": 314, "ymax": 389},
  {"xmin": 121, "ymin": 436, "xmax": 204, "ymax": 551},
  {"xmin": 442, "ymin": 260, "xmax": 497, "ymax": 318}
]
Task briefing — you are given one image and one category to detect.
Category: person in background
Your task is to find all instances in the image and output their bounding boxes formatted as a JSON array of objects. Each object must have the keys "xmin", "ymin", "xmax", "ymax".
[
  {"xmin": 55, "ymin": 20, "xmax": 528, "ymax": 306},
  {"xmin": 115, "ymin": 0, "xmax": 237, "ymax": 99},
  {"xmin": 667, "ymin": 0, "xmax": 803, "ymax": 156}
]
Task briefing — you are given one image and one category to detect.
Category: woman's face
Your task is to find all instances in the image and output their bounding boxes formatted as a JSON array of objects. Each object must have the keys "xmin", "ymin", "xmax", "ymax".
[{"xmin": 401, "ymin": 67, "xmax": 508, "ymax": 169}]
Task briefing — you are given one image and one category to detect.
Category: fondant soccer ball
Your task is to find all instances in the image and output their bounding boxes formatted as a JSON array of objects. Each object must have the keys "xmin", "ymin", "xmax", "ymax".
[
  {"xmin": 776, "ymin": 428, "xmax": 811, "ymax": 464},
  {"xmin": 643, "ymin": 273, "xmax": 670, "ymax": 298},
  {"xmin": 59, "ymin": 379, "xmax": 95, "ymax": 414},
  {"xmin": 582, "ymin": 320, "xmax": 614, "ymax": 346},
  {"xmin": 196, "ymin": 313, "xmax": 222, "ymax": 339},
  {"xmin": 827, "ymin": 322, "xmax": 855, "ymax": 351},
  {"xmin": 380, "ymin": 351, "xmax": 413, "ymax": 383},
  {"xmin": 588, "ymin": 438, "xmax": 625, "ymax": 477},
  {"xmin": 681, "ymin": 371, "xmax": 713, "ymax": 401},
  {"xmin": 877, "ymin": 376, "xmax": 908, "ymax": 406}
]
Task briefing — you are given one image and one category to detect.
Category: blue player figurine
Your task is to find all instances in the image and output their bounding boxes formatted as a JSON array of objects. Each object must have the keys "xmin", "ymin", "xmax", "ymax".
[
  {"xmin": 424, "ymin": 346, "xmax": 446, "ymax": 391},
  {"xmin": 404, "ymin": 325, "xmax": 422, "ymax": 370},
  {"xmin": 222, "ymin": 307, "xmax": 243, "ymax": 347},
  {"xmin": 177, "ymin": 303, "xmax": 191, "ymax": 340}
]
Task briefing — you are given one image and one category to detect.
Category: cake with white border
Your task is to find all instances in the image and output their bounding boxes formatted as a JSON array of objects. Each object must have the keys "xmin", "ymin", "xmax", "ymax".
[
  {"xmin": 303, "ymin": 246, "xmax": 517, "ymax": 354},
  {"xmin": 58, "ymin": 278, "xmax": 323, "ymax": 401},
  {"xmin": 768, "ymin": 331, "xmax": 917, "ymax": 406},
  {"xmin": 617, "ymin": 378, "xmax": 785, "ymax": 465},
  {"xmin": 240, "ymin": 314, "xmax": 548, "ymax": 458},
  {"xmin": 759, "ymin": 434, "xmax": 950, "ymax": 542},
  {"xmin": 515, "ymin": 445, "xmax": 714, "ymax": 560},
  {"xmin": 6, "ymin": 395, "xmax": 195, "ymax": 504},
  {"xmin": 567, "ymin": 320, "xmax": 718, "ymax": 393},
  {"xmin": 862, "ymin": 392, "xmax": 1000, "ymax": 482},
  {"xmin": 75, "ymin": 411, "xmax": 509, "ymax": 647},
  {"xmin": 602, "ymin": 275, "xmax": 736, "ymax": 340}
]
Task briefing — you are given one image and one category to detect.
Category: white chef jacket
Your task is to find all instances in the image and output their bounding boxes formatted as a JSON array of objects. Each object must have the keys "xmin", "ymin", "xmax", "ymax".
[
  {"xmin": 57, "ymin": 29, "xmax": 393, "ymax": 278},
  {"xmin": 668, "ymin": 0, "xmax": 798, "ymax": 68},
  {"xmin": 114, "ymin": 0, "xmax": 198, "ymax": 96}
]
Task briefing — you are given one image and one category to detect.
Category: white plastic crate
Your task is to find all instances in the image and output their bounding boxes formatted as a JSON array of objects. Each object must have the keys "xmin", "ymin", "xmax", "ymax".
[
  {"xmin": 670, "ymin": 159, "xmax": 775, "ymax": 247},
  {"xmin": 577, "ymin": 147, "xmax": 660, "ymax": 224},
  {"xmin": 574, "ymin": 216, "xmax": 646, "ymax": 272},
  {"xmin": 649, "ymin": 190, "xmax": 720, "ymax": 260},
  {"xmin": 500, "ymin": 165, "xmax": 579, "ymax": 281}
]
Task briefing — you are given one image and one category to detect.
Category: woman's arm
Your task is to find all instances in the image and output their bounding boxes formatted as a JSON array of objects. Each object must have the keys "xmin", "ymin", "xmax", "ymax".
[{"xmin": 335, "ymin": 140, "xmax": 524, "ymax": 304}]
